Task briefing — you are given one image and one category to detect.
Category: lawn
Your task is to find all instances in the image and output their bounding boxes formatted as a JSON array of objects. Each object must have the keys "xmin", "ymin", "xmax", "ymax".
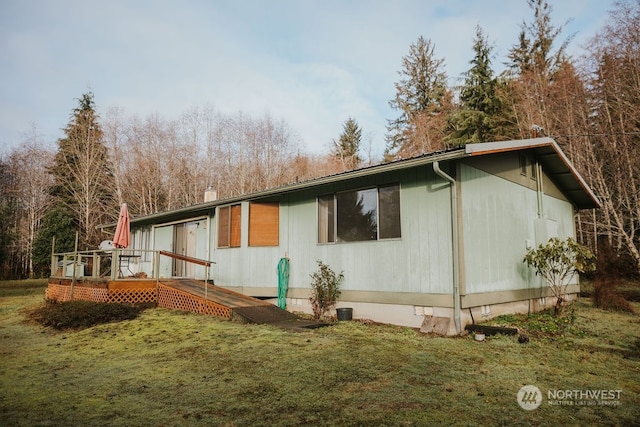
[{"xmin": 1, "ymin": 280, "xmax": 639, "ymax": 426}]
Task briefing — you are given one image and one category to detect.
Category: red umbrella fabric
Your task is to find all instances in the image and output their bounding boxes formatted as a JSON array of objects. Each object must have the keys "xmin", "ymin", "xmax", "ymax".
[{"xmin": 113, "ymin": 203, "xmax": 130, "ymax": 249}]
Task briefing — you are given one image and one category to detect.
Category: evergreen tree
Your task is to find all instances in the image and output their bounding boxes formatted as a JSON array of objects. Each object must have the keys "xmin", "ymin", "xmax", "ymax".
[
  {"xmin": 505, "ymin": 0, "xmax": 573, "ymax": 138},
  {"xmin": 507, "ymin": 0, "xmax": 571, "ymax": 77},
  {"xmin": 332, "ymin": 117, "xmax": 362, "ymax": 171},
  {"xmin": 385, "ymin": 36, "xmax": 451, "ymax": 160},
  {"xmin": 31, "ymin": 205, "xmax": 77, "ymax": 276},
  {"xmin": 49, "ymin": 92, "xmax": 115, "ymax": 249},
  {"xmin": 447, "ymin": 26, "xmax": 519, "ymax": 145}
]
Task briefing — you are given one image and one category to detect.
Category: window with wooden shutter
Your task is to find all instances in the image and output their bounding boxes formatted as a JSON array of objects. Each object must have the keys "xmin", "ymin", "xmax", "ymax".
[
  {"xmin": 217, "ymin": 204, "xmax": 241, "ymax": 248},
  {"xmin": 249, "ymin": 202, "xmax": 279, "ymax": 246},
  {"xmin": 217, "ymin": 206, "xmax": 230, "ymax": 247},
  {"xmin": 230, "ymin": 204, "xmax": 241, "ymax": 247}
]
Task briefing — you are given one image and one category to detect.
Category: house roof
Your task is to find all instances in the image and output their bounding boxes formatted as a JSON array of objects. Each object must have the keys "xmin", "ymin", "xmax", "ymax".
[
  {"xmin": 464, "ymin": 138, "xmax": 601, "ymax": 210},
  {"xmin": 99, "ymin": 137, "xmax": 600, "ymax": 229}
]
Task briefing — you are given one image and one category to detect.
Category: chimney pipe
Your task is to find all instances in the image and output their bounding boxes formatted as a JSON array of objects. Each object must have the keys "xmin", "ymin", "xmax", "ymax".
[{"xmin": 204, "ymin": 187, "xmax": 218, "ymax": 203}]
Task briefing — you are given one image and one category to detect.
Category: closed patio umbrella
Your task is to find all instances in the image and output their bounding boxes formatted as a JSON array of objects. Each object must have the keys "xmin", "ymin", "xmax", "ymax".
[{"xmin": 113, "ymin": 203, "xmax": 130, "ymax": 249}]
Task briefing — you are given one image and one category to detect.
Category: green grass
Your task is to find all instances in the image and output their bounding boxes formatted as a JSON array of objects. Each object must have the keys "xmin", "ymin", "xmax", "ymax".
[
  {"xmin": 0, "ymin": 278, "xmax": 48, "ymax": 297},
  {"xmin": 1, "ymin": 281, "xmax": 639, "ymax": 426}
]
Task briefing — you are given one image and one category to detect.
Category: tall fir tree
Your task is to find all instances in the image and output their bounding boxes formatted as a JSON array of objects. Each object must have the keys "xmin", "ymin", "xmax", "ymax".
[
  {"xmin": 385, "ymin": 36, "xmax": 451, "ymax": 160},
  {"xmin": 447, "ymin": 26, "xmax": 519, "ymax": 145},
  {"xmin": 507, "ymin": 0, "xmax": 571, "ymax": 78},
  {"xmin": 332, "ymin": 117, "xmax": 362, "ymax": 171},
  {"xmin": 505, "ymin": 0, "xmax": 572, "ymax": 137},
  {"xmin": 48, "ymin": 92, "xmax": 115, "ymax": 249}
]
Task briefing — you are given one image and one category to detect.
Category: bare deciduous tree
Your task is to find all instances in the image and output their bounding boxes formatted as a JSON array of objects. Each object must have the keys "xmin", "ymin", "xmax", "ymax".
[
  {"xmin": 9, "ymin": 132, "xmax": 54, "ymax": 276},
  {"xmin": 581, "ymin": 1, "xmax": 640, "ymax": 272}
]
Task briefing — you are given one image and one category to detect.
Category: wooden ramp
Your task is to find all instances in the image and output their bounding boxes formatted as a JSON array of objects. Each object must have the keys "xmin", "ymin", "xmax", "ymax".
[
  {"xmin": 162, "ymin": 278, "xmax": 273, "ymax": 309},
  {"xmin": 159, "ymin": 279, "xmax": 326, "ymax": 329}
]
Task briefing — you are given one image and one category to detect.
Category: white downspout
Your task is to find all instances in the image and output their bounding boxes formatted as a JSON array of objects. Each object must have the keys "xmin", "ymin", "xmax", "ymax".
[
  {"xmin": 206, "ymin": 214, "xmax": 211, "ymax": 282},
  {"xmin": 433, "ymin": 161, "xmax": 461, "ymax": 334},
  {"xmin": 536, "ymin": 161, "xmax": 544, "ymax": 219}
]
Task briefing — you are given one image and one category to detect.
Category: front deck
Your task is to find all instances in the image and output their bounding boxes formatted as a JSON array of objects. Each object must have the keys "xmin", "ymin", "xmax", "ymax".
[{"xmin": 47, "ymin": 249, "xmax": 303, "ymax": 325}]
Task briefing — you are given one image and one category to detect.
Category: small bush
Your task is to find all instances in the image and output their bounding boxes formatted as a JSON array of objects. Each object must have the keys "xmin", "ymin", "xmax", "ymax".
[
  {"xmin": 309, "ymin": 260, "xmax": 343, "ymax": 320},
  {"xmin": 29, "ymin": 300, "xmax": 154, "ymax": 330},
  {"xmin": 523, "ymin": 237, "xmax": 596, "ymax": 315}
]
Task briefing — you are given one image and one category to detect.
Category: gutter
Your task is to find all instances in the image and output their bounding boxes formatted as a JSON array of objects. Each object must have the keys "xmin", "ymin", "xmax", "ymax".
[{"xmin": 433, "ymin": 161, "xmax": 462, "ymax": 334}]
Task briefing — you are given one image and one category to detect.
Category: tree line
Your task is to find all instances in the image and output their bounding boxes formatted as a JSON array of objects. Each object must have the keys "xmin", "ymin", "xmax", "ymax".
[{"xmin": 1, "ymin": 0, "xmax": 639, "ymax": 278}]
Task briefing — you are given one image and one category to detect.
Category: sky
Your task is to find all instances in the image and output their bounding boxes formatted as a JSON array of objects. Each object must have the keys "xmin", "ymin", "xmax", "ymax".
[{"xmin": 0, "ymin": 0, "xmax": 615, "ymax": 158}]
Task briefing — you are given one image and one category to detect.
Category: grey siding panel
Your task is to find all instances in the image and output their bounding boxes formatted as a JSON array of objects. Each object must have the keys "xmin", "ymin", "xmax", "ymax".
[
  {"xmin": 193, "ymin": 221, "xmax": 209, "ymax": 278},
  {"xmin": 140, "ymin": 162, "xmax": 578, "ymax": 300}
]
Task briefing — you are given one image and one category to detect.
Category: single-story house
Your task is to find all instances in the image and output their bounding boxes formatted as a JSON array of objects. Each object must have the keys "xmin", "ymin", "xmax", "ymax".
[{"xmin": 102, "ymin": 137, "xmax": 600, "ymax": 334}]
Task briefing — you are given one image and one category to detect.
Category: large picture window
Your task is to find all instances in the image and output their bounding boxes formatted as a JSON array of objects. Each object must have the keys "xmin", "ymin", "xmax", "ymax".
[
  {"xmin": 318, "ymin": 184, "xmax": 401, "ymax": 243},
  {"xmin": 217, "ymin": 204, "xmax": 241, "ymax": 248}
]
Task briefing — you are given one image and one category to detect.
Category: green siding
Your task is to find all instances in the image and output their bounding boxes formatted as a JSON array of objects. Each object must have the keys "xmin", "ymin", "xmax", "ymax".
[
  {"xmin": 137, "ymin": 156, "xmax": 578, "ymax": 302},
  {"xmin": 212, "ymin": 167, "xmax": 454, "ymax": 295},
  {"xmin": 212, "ymin": 202, "xmax": 280, "ymax": 288},
  {"xmin": 460, "ymin": 163, "xmax": 575, "ymax": 294}
]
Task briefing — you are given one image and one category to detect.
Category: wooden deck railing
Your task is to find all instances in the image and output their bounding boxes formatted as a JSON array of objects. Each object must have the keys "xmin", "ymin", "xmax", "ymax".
[
  {"xmin": 50, "ymin": 249, "xmax": 215, "ymax": 297},
  {"xmin": 49, "ymin": 249, "xmax": 217, "ymax": 305},
  {"xmin": 50, "ymin": 249, "xmax": 159, "ymax": 281},
  {"xmin": 158, "ymin": 250, "xmax": 213, "ymax": 266},
  {"xmin": 158, "ymin": 251, "xmax": 215, "ymax": 299}
]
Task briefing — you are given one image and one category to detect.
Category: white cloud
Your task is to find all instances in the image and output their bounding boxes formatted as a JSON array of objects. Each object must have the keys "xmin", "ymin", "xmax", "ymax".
[{"xmin": 0, "ymin": 0, "xmax": 616, "ymax": 157}]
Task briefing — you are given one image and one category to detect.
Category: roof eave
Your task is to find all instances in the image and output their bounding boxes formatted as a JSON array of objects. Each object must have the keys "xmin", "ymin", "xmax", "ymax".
[{"xmin": 466, "ymin": 137, "xmax": 601, "ymax": 210}]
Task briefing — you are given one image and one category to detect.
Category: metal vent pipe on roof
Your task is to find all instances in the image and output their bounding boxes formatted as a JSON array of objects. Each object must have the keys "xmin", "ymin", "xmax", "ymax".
[{"xmin": 204, "ymin": 187, "xmax": 218, "ymax": 203}]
